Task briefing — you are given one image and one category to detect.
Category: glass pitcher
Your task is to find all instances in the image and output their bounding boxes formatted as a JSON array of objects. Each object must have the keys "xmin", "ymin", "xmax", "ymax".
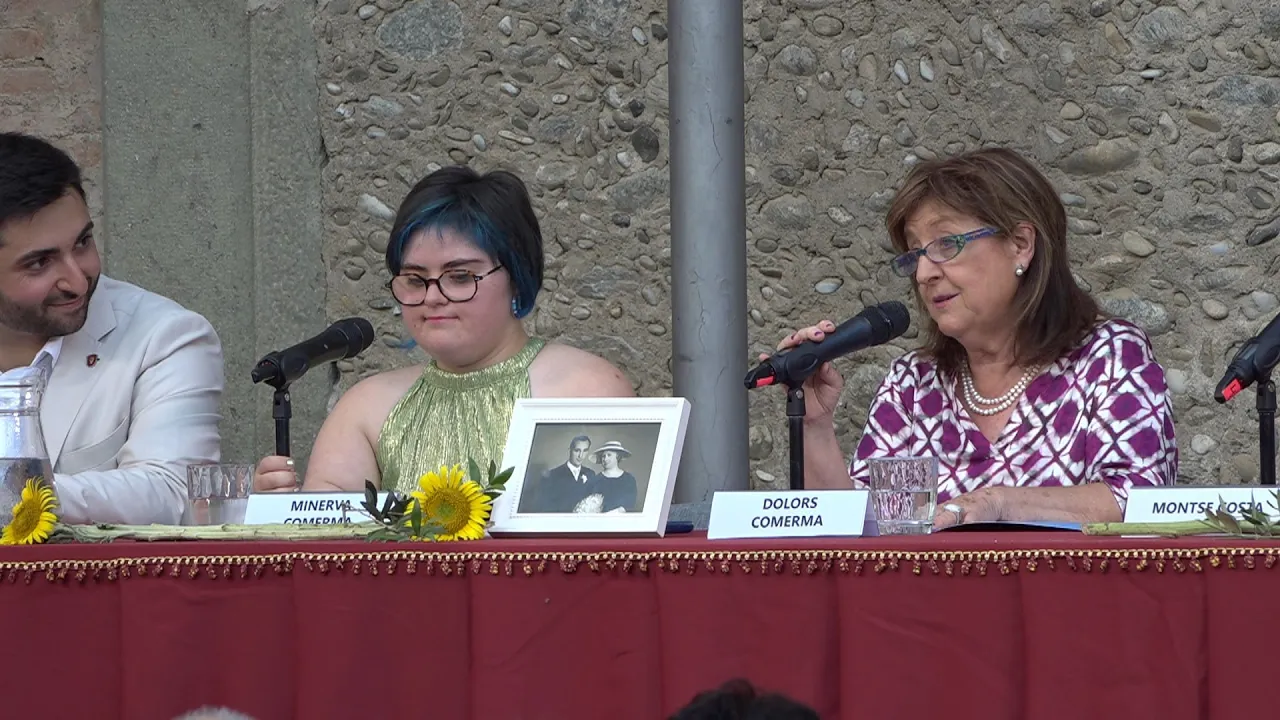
[{"xmin": 0, "ymin": 375, "xmax": 55, "ymax": 521}]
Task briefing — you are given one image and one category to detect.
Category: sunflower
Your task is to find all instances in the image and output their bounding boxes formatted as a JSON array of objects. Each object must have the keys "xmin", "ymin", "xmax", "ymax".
[
  {"xmin": 1, "ymin": 478, "xmax": 58, "ymax": 545},
  {"xmin": 409, "ymin": 464, "xmax": 492, "ymax": 541}
]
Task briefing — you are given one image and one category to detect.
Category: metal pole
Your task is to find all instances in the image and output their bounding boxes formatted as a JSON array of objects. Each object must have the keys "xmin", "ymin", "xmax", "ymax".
[{"xmin": 668, "ymin": 0, "xmax": 748, "ymax": 503}]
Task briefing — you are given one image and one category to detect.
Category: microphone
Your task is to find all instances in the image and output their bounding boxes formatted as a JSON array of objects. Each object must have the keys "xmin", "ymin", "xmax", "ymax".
[
  {"xmin": 1216, "ymin": 310, "xmax": 1280, "ymax": 403},
  {"xmin": 745, "ymin": 301, "xmax": 911, "ymax": 390},
  {"xmin": 251, "ymin": 317, "xmax": 376, "ymax": 390}
]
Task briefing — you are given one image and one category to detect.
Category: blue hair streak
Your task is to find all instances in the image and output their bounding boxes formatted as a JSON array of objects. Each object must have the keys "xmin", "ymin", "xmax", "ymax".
[{"xmin": 386, "ymin": 196, "xmax": 537, "ymax": 319}]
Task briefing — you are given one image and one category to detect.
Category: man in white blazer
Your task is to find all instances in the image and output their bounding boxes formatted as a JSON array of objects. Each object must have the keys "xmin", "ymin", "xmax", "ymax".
[{"xmin": 0, "ymin": 132, "xmax": 223, "ymax": 524}]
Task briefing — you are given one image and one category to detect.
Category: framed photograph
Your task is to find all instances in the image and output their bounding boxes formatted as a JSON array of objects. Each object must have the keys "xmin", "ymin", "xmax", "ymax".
[{"xmin": 490, "ymin": 397, "xmax": 691, "ymax": 537}]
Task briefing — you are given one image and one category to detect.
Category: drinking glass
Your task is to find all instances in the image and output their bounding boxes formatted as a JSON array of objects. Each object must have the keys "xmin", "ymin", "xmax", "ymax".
[
  {"xmin": 867, "ymin": 456, "xmax": 939, "ymax": 535},
  {"xmin": 182, "ymin": 463, "xmax": 254, "ymax": 526}
]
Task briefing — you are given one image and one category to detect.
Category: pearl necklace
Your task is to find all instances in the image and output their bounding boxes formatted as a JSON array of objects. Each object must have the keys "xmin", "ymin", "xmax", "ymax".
[{"xmin": 960, "ymin": 364, "xmax": 1040, "ymax": 416}]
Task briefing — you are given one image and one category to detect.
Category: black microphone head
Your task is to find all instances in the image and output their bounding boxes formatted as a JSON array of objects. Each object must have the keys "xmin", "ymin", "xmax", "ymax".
[
  {"xmin": 868, "ymin": 301, "xmax": 911, "ymax": 342},
  {"xmin": 334, "ymin": 317, "xmax": 376, "ymax": 358},
  {"xmin": 250, "ymin": 359, "xmax": 275, "ymax": 384},
  {"xmin": 1216, "ymin": 338, "xmax": 1260, "ymax": 403}
]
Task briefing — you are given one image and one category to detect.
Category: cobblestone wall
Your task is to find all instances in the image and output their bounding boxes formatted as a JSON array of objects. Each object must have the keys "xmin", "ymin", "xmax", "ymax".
[
  {"xmin": 317, "ymin": 0, "xmax": 1280, "ymax": 486},
  {"xmin": 8, "ymin": 0, "xmax": 1280, "ymax": 486},
  {"xmin": 11, "ymin": 0, "xmax": 1253, "ymax": 486}
]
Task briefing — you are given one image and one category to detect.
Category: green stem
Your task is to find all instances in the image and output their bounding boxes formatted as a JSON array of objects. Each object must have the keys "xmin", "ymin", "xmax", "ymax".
[
  {"xmin": 1082, "ymin": 519, "xmax": 1272, "ymax": 537},
  {"xmin": 53, "ymin": 522, "xmax": 392, "ymax": 543}
]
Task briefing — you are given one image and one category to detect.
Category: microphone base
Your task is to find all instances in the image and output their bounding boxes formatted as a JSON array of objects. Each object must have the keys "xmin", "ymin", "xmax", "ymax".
[
  {"xmin": 786, "ymin": 386, "xmax": 806, "ymax": 491},
  {"xmin": 1258, "ymin": 380, "xmax": 1276, "ymax": 487}
]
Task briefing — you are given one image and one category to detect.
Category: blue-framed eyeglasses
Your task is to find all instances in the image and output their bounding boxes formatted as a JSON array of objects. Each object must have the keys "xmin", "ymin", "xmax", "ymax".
[{"xmin": 889, "ymin": 227, "xmax": 999, "ymax": 278}]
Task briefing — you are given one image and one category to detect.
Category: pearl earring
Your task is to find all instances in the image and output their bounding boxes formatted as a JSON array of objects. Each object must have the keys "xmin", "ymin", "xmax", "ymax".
[
  {"xmin": 511, "ymin": 298, "xmax": 520, "ymax": 316},
  {"xmin": 1015, "ymin": 264, "xmax": 1025, "ymax": 277}
]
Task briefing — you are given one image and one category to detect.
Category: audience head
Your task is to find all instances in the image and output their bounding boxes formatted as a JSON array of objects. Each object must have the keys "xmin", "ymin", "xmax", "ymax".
[
  {"xmin": 171, "ymin": 707, "xmax": 257, "ymax": 720},
  {"xmin": 669, "ymin": 679, "xmax": 821, "ymax": 720},
  {"xmin": 0, "ymin": 132, "xmax": 99, "ymax": 339},
  {"xmin": 884, "ymin": 147, "xmax": 1099, "ymax": 376},
  {"xmin": 385, "ymin": 165, "xmax": 544, "ymax": 369}
]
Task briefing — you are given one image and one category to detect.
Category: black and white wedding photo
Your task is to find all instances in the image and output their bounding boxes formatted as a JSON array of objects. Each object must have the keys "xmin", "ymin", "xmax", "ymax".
[{"xmin": 516, "ymin": 423, "xmax": 662, "ymax": 515}]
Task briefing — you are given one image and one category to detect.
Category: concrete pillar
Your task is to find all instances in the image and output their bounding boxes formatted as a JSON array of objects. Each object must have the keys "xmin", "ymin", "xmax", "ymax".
[
  {"xmin": 667, "ymin": 0, "xmax": 749, "ymax": 502},
  {"xmin": 101, "ymin": 0, "xmax": 327, "ymax": 468}
]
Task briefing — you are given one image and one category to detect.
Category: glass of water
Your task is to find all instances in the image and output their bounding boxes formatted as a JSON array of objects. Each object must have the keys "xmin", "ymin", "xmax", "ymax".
[
  {"xmin": 183, "ymin": 463, "xmax": 254, "ymax": 526},
  {"xmin": 868, "ymin": 456, "xmax": 939, "ymax": 535}
]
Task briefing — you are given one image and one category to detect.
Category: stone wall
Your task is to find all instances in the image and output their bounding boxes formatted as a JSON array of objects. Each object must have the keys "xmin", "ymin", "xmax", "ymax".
[
  {"xmin": 317, "ymin": 0, "xmax": 1280, "ymax": 487},
  {"xmin": 8, "ymin": 0, "xmax": 1280, "ymax": 486},
  {"xmin": 314, "ymin": 0, "xmax": 679, "ymax": 407},
  {"xmin": 0, "ymin": 0, "xmax": 103, "ymax": 222}
]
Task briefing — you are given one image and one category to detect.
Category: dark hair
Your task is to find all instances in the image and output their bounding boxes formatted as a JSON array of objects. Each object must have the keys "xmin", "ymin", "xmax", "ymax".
[
  {"xmin": 0, "ymin": 132, "xmax": 85, "ymax": 240},
  {"xmin": 570, "ymin": 435, "xmax": 591, "ymax": 448},
  {"xmin": 387, "ymin": 165, "xmax": 544, "ymax": 318},
  {"xmin": 885, "ymin": 147, "xmax": 1101, "ymax": 378},
  {"xmin": 669, "ymin": 679, "xmax": 821, "ymax": 720}
]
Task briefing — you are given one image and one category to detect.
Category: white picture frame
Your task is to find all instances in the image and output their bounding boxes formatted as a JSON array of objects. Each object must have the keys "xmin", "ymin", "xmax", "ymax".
[{"xmin": 489, "ymin": 397, "xmax": 691, "ymax": 537}]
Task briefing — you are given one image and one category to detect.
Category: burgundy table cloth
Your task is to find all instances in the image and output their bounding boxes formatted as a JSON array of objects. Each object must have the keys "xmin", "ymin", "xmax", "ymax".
[{"xmin": 1, "ymin": 532, "xmax": 1274, "ymax": 719}]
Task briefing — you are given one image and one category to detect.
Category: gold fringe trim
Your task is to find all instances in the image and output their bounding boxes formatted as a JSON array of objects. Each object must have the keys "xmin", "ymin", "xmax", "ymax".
[{"xmin": 1, "ymin": 545, "xmax": 1279, "ymax": 585}]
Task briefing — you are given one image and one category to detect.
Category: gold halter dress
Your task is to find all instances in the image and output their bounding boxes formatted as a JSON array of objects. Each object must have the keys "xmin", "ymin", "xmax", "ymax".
[{"xmin": 374, "ymin": 338, "xmax": 546, "ymax": 494}]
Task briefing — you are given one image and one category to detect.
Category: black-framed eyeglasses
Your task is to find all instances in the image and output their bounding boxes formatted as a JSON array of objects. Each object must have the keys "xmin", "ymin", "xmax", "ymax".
[
  {"xmin": 386, "ymin": 265, "xmax": 504, "ymax": 306},
  {"xmin": 889, "ymin": 227, "xmax": 998, "ymax": 278}
]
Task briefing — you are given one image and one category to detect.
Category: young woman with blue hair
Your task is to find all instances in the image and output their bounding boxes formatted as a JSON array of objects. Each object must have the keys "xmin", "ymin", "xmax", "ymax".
[{"xmin": 253, "ymin": 166, "xmax": 633, "ymax": 493}]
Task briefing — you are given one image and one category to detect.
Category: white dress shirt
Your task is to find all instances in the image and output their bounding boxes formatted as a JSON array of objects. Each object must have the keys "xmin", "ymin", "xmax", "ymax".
[
  {"xmin": 0, "ymin": 337, "xmax": 62, "ymax": 458},
  {"xmin": 0, "ymin": 337, "xmax": 63, "ymax": 383}
]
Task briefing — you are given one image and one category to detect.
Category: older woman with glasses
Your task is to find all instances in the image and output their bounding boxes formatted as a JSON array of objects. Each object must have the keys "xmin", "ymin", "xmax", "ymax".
[
  {"xmin": 775, "ymin": 148, "xmax": 1176, "ymax": 528},
  {"xmin": 253, "ymin": 166, "xmax": 633, "ymax": 493}
]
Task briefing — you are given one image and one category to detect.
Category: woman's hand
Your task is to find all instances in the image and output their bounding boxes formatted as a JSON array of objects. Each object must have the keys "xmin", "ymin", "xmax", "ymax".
[
  {"xmin": 765, "ymin": 320, "xmax": 845, "ymax": 425},
  {"xmin": 253, "ymin": 455, "xmax": 299, "ymax": 493},
  {"xmin": 933, "ymin": 487, "xmax": 1005, "ymax": 529}
]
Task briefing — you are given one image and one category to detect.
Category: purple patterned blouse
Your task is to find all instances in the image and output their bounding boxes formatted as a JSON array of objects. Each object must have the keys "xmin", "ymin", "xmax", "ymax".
[{"xmin": 849, "ymin": 319, "xmax": 1177, "ymax": 509}]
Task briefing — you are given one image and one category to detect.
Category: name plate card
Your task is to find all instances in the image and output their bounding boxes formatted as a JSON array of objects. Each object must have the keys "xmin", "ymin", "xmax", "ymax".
[
  {"xmin": 1124, "ymin": 486, "xmax": 1280, "ymax": 523},
  {"xmin": 243, "ymin": 492, "xmax": 390, "ymax": 525},
  {"xmin": 706, "ymin": 490, "xmax": 869, "ymax": 540}
]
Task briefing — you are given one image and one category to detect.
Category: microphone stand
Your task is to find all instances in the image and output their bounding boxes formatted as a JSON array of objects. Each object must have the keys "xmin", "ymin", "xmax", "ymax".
[
  {"xmin": 253, "ymin": 358, "xmax": 294, "ymax": 458},
  {"xmin": 786, "ymin": 384, "xmax": 806, "ymax": 491},
  {"xmin": 273, "ymin": 384, "xmax": 293, "ymax": 458},
  {"xmin": 1259, "ymin": 377, "xmax": 1276, "ymax": 486}
]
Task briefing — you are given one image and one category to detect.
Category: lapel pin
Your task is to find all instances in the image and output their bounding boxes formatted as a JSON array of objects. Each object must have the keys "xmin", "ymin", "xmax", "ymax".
[{"xmin": 86, "ymin": 354, "xmax": 99, "ymax": 368}]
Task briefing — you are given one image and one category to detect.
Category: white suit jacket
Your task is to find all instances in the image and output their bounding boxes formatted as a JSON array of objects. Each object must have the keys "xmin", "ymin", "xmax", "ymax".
[{"xmin": 45, "ymin": 275, "xmax": 224, "ymax": 524}]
